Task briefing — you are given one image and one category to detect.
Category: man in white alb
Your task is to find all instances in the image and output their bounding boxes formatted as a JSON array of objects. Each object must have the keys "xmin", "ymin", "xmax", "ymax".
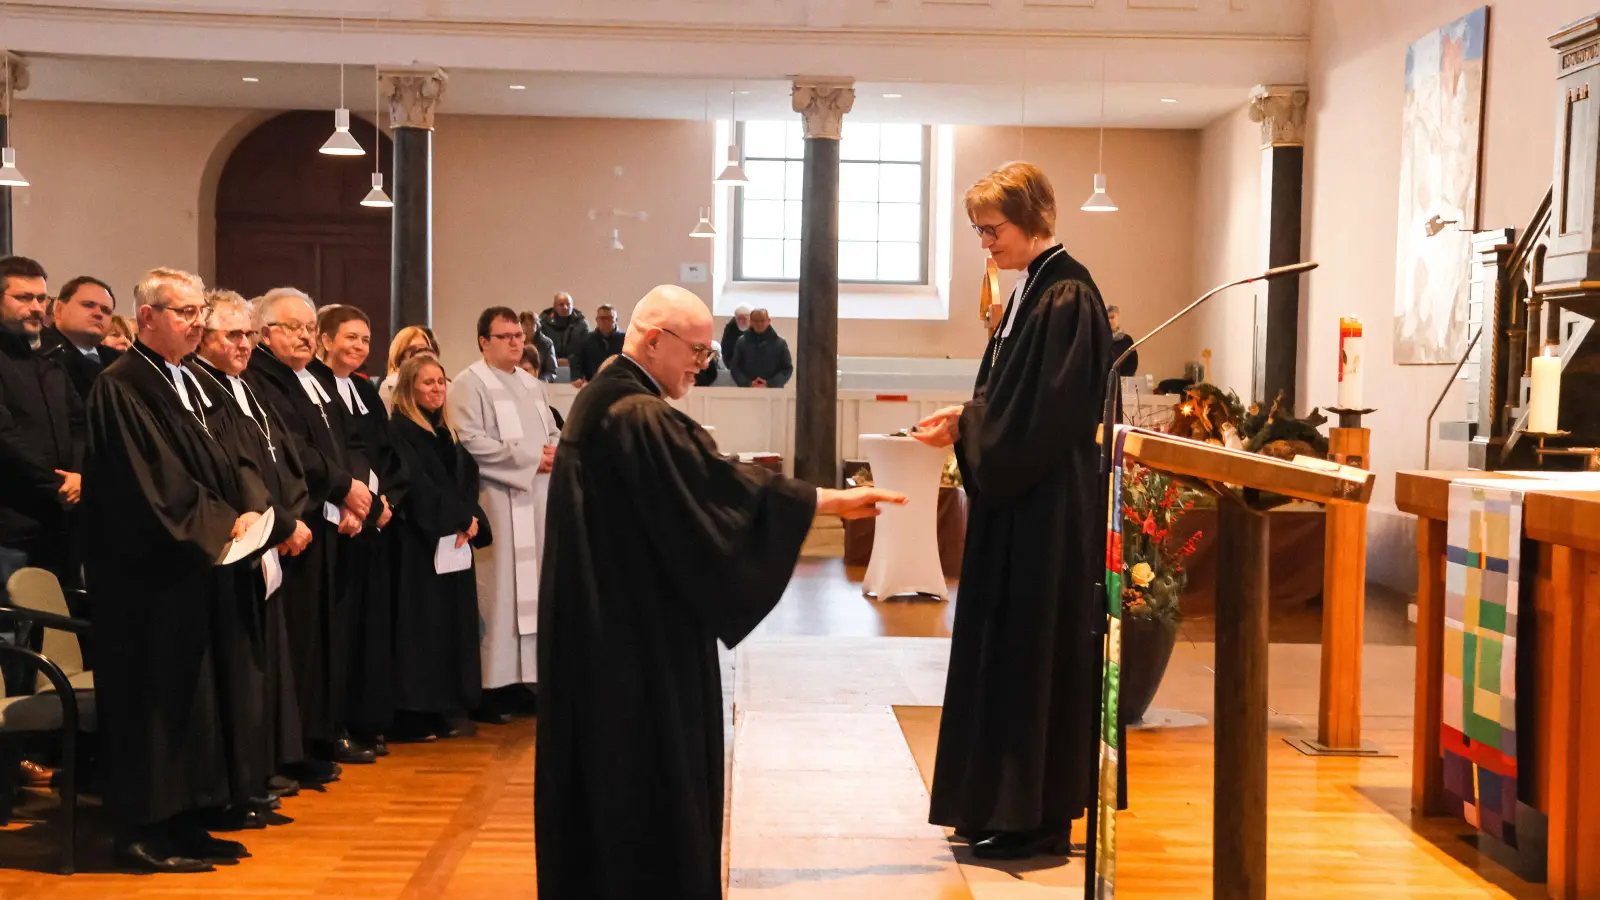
[{"xmin": 448, "ymin": 305, "xmax": 559, "ymax": 722}]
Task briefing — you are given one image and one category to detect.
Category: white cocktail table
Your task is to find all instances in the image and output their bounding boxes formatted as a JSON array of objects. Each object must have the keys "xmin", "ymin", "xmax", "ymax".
[{"xmin": 859, "ymin": 434, "xmax": 949, "ymax": 600}]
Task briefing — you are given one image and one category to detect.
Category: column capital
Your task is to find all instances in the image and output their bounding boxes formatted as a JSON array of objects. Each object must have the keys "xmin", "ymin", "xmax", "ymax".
[
  {"xmin": 1, "ymin": 54, "xmax": 30, "ymax": 99},
  {"xmin": 380, "ymin": 67, "xmax": 448, "ymax": 131},
  {"xmin": 791, "ymin": 77, "xmax": 856, "ymax": 140},
  {"xmin": 1247, "ymin": 84, "xmax": 1309, "ymax": 148}
]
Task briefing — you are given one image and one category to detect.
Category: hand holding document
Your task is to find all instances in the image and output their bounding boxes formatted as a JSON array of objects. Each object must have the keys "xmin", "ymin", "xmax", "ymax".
[
  {"xmin": 219, "ymin": 508, "xmax": 276, "ymax": 565},
  {"xmin": 436, "ymin": 533, "xmax": 473, "ymax": 574}
]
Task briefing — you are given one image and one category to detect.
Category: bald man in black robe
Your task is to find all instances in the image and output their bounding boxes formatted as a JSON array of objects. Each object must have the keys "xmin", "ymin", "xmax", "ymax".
[{"xmin": 535, "ymin": 285, "xmax": 904, "ymax": 899}]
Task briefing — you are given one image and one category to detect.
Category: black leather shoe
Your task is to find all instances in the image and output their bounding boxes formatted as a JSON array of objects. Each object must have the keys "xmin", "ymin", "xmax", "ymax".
[
  {"xmin": 171, "ymin": 825, "xmax": 250, "ymax": 860},
  {"xmin": 970, "ymin": 830, "xmax": 1073, "ymax": 860},
  {"xmin": 442, "ymin": 717, "xmax": 479, "ymax": 738},
  {"xmin": 198, "ymin": 807, "xmax": 265, "ymax": 831},
  {"xmin": 952, "ymin": 829, "xmax": 995, "ymax": 845},
  {"xmin": 267, "ymin": 774, "xmax": 301, "ymax": 798},
  {"xmin": 469, "ymin": 706, "xmax": 512, "ymax": 726},
  {"xmin": 332, "ymin": 735, "xmax": 378, "ymax": 764},
  {"xmin": 118, "ymin": 840, "xmax": 215, "ymax": 873},
  {"xmin": 371, "ymin": 736, "xmax": 389, "ymax": 757}
]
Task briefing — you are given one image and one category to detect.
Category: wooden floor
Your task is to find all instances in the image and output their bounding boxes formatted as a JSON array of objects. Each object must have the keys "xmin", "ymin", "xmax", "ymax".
[{"xmin": 0, "ymin": 554, "xmax": 1549, "ymax": 897}]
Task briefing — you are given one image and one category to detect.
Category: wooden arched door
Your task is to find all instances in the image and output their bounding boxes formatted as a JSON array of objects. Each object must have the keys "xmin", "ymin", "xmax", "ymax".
[{"xmin": 215, "ymin": 110, "xmax": 392, "ymax": 375}]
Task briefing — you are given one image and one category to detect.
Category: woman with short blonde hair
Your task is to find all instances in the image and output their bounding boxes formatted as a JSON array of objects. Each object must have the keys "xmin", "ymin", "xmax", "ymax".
[{"xmin": 915, "ymin": 159, "xmax": 1115, "ymax": 860}]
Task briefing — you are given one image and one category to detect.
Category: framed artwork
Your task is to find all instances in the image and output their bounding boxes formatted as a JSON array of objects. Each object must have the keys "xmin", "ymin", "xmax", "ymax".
[{"xmin": 1393, "ymin": 6, "xmax": 1490, "ymax": 365}]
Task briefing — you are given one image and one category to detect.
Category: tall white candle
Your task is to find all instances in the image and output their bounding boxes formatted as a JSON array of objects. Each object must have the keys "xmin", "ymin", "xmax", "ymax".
[
  {"xmin": 1337, "ymin": 317, "xmax": 1363, "ymax": 409},
  {"xmin": 1528, "ymin": 353, "xmax": 1563, "ymax": 433}
]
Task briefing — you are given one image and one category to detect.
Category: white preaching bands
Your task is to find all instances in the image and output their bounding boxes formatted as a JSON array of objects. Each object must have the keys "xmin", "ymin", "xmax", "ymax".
[
  {"xmin": 990, "ymin": 245, "xmax": 1066, "ymax": 368},
  {"xmin": 134, "ymin": 347, "xmax": 213, "ymax": 437},
  {"xmin": 193, "ymin": 364, "xmax": 278, "ymax": 463}
]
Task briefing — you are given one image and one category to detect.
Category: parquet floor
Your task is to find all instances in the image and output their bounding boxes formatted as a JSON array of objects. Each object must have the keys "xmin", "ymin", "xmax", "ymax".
[{"xmin": 0, "ymin": 554, "xmax": 1551, "ymax": 898}]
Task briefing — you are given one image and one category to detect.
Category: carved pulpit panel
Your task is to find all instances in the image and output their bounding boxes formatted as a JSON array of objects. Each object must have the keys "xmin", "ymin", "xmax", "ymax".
[{"xmin": 1544, "ymin": 16, "xmax": 1600, "ymax": 310}]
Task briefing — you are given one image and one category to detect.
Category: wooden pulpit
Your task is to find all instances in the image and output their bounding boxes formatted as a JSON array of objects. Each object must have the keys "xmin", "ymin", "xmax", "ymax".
[{"xmin": 1106, "ymin": 428, "xmax": 1375, "ymax": 900}]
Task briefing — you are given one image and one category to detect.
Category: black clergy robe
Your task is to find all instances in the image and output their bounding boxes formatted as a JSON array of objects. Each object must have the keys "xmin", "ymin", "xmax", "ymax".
[
  {"xmin": 81, "ymin": 342, "xmax": 279, "ymax": 825},
  {"xmin": 388, "ymin": 412, "xmax": 490, "ymax": 714},
  {"xmin": 928, "ymin": 245, "xmax": 1117, "ymax": 835},
  {"xmin": 192, "ymin": 357, "xmax": 311, "ymax": 774},
  {"xmin": 244, "ymin": 346, "xmax": 355, "ymax": 747},
  {"xmin": 307, "ymin": 359, "xmax": 402, "ymax": 737},
  {"xmin": 535, "ymin": 355, "xmax": 817, "ymax": 900}
]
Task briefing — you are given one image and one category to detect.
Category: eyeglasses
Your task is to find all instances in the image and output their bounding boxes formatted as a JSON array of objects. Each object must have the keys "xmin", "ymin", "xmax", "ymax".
[
  {"xmin": 266, "ymin": 321, "xmax": 314, "ymax": 336},
  {"xmin": 157, "ymin": 304, "xmax": 208, "ymax": 324},
  {"xmin": 214, "ymin": 329, "xmax": 259, "ymax": 344},
  {"xmin": 660, "ymin": 327, "xmax": 714, "ymax": 364},
  {"xmin": 487, "ymin": 331, "xmax": 525, "ymax": 343},
  {"xmin": 971, "ymin": 221, "xmax": 1011, "ymax": 241}
]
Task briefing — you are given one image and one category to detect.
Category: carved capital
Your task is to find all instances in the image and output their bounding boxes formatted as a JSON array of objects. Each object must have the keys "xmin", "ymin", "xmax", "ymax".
[
  {"xmin": 1247, "ymin": 84, "xmax": 1309, "ymax": 148},
  {"xmin": 1, "ymin": 54, "xmax": 30, "ymax": 100},
  {"xmin": 791, "ymin": 78, "xmax": 855, "ymax": 140},
  {"xmin": 380, "ymin": 67, "xmax": 448, "ymax": 131}
]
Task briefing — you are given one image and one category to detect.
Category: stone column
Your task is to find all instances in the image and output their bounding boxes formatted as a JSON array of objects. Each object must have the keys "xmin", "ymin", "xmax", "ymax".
[
  {"xmin": 380, "ymin": 67, "xmax": 447, "ymax": 336},
  {"xmin": 1247, "ymin": 85, "xmax": 1309, "ymax": 407},
  {"xmin": 791, "ymin": 77, "xmax": 854, "ymax": 488},
  {"xmin": 0, "ymin": 56, "xmax": 29, "ymax": 258}
]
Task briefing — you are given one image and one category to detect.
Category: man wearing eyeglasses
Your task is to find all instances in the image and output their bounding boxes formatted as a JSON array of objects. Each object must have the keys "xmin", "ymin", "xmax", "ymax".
[
  {"xmin": 448, "ymin": 306, "xmax": 561, "ymax": 723},
  {"xmin": 38, "ymin": 275, "xmax": 123, "ymax": 400},
  {"xmin": 0, "ymin": 255, "xmax": 85, "ymax": 592},
  {"xmin": 568, "ymin": 303, "xmax": 625, "ymax": 388},
  {"xmin": 80, "ymin": 268, "xmax": 281, "ymax": 872}
]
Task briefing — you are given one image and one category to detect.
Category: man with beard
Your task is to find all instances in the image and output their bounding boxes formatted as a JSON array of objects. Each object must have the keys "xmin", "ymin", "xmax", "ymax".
[
  {"xmin": 535, "ymin": 285, "xmax": 903, "ymax": 898},
  {"xmin": 81, "ymin": 268, "xmax": 280, "ymax": 871},
  {"xmin": 0, "ymin": 256, "xmax": 83, "ymax": 588},
  {"xmin": 244, "ymin": 287, "xmax": 376, "ymax": 773},
  {"xmin": 191, "ymin": 290, "xmax": 316, "ymax": 801}
]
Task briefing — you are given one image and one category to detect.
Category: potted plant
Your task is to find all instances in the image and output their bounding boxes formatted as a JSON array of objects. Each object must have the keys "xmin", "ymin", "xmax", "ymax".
[{"xmin": 1119, "ymin": 462, "xmax": 1204, "ymax": 724}]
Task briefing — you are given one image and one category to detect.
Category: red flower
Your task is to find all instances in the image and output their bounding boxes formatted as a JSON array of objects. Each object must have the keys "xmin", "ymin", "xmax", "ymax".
[{"xmin": 1143, "ymin": 515, "xmax": 1158, "ymax": 536}]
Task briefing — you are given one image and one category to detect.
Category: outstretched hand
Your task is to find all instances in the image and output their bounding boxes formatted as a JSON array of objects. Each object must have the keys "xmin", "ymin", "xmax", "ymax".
[
  {"xmin": 817, "ymin": 486, "xmax": 909, "ymax": 520},
  {"xmin": 911, "ymin": 406, "xmax": 963, "ymax": 448}
]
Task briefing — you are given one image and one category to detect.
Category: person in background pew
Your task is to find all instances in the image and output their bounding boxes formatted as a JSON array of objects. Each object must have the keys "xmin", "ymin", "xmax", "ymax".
[
  {"xmin": 387, "ymin": 355, "xmax": 492, "ymax": 742},
  {"xmin": 379, "ymin": 325, "xmax": 440, "ymax": 411},
  {"xmin": 569, "ymin": 304, "xmax": 625, "ymax": 388},
  {"xmin": 103, "ymin": 314, "xmax": 136, "ymax": 352},
  {"xmin": 518, "ymin": 311, "xmax": 558, "ymax": 382},
  {"xmin": 730, "ymin": 308, "xmax": 792, "ymax": 388},
  {"xmin": 1107, "ymin": 305, "xmax": 1137, "ymax": 377}
]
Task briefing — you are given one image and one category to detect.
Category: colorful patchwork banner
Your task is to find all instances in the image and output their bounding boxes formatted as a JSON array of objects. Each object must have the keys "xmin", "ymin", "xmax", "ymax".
[
  {"xmin": 1091, "ymin": 427, "xmax": 1128, "ymax": 900},
  {"xmin": 1442, "ymin": 482, "xmax": 1523, "ymax": 846}
]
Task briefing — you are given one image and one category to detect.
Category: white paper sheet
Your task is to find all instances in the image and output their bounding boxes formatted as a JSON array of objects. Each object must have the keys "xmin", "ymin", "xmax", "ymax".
[
  {"xmin": 435, "ymin": 535, "xmax": 473, "ymax": 574},
  {"xmin": 219, "ymin": 507, "xmax": 276, "ymax": 565},
  {"xmin": 261, "ymin": 548, "xmax": 283, "ymax": 598},
  {"xmin": 324, "ymin": 501, "xmax": 341, "ymax": 525}
]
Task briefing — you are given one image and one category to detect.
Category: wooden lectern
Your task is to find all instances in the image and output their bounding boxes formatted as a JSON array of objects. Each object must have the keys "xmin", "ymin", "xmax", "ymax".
[{"xmin": 1103, "ymin": 428, "xmax": 1375, "ymax": 900}]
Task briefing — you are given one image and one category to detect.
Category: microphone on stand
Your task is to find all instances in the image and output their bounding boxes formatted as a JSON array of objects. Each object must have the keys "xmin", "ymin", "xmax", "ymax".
[{"xmin": 1080, "ymin": 259, "xmax": 1318, "ymax": 899}]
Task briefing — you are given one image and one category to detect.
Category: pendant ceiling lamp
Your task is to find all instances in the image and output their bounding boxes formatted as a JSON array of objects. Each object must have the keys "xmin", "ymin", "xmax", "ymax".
[
  {"xmin": 689, "ymin": 206, "xmax": 716, "ymax": 238},
  {"xmin": 714, "ymin": 87, "xmax": 748, "ymax": 186},
  {"xmin": 1082, "ymin": 53, "xmax": 1117, "ymax": 213},
  {"xmin": 0, "ymin": 55, "xmax": 28, "ymax": 188},
  {"xmin": 321, "ymin": 20, "xmax": 366, "ymax": 157},
  {"xmin": 360, "ymin": 67, "xmax": 393, "ymax": 208}
]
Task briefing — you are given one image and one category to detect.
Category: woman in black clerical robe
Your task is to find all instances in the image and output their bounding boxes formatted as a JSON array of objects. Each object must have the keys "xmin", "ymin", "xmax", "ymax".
[
  {"xmin": 914, "ymin": 161, "xmax": 1114, "ymax": 860},
  {"xmin": 311, "ymin": 305, "xmax": 406, "ymax": 754},
  {"xmin": 387, "ymin": 356, "xmax": 492, "ymax": 741}
]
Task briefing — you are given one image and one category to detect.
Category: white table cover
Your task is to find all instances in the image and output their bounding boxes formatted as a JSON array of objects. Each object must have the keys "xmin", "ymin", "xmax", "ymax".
[{"xmin": 859, "ymin": 434, "xmax": 949, "ymax": 600}]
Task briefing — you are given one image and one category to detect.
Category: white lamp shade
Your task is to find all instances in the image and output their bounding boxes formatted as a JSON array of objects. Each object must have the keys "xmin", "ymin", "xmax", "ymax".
[
  {"xmin": 1081, "ymin": 172, "xmax": 1117, "ymax": 212},
  {"xmin": 320, "ymin": 108, "xmax": 366, "ymax": 157},
  {"xmin": 689, "ymin": 207, "xmax": 716, "ymax": 238},
  {"xmin": 0, "ymin": 147, "xmax": 28, "ymax": 188},
  {"xmin": 360, "ymin": 172, "xmax": 393, "ymax": 208},
  {"xmin": 714, "ymin": 144, "xmax": 748, "ymax": 185}
]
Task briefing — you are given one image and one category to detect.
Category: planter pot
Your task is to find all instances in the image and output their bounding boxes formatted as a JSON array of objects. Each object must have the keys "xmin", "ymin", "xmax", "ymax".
[{"xmin": 1119, "ymin": 614, "xmax": 1178, "ymax": 725}]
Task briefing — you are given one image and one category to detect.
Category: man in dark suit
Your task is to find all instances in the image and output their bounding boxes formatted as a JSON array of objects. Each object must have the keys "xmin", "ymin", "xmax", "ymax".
[
  {"xmin": 38, "ymin": 275, "xmax": 122, "ymax": 400},
  {"xmin": 0, "ymin": 256, "xmax": 84, "ymax": 586}
]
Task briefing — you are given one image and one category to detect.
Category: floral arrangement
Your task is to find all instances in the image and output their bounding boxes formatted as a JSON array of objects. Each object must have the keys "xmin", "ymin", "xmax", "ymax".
[
  {"xmin": 1121, "ymin": 462, "xmax": 1205, "ymax": 632},
  {"xmin": 1164, "ymin": 384, "xmax": 1330, "ymax": 461}
]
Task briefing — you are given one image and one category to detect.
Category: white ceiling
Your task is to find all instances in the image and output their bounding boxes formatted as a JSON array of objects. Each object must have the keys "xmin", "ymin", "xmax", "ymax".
[{"xmin": 20, "ymin": 55, "xmax": 1254, "ymax": 128}]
